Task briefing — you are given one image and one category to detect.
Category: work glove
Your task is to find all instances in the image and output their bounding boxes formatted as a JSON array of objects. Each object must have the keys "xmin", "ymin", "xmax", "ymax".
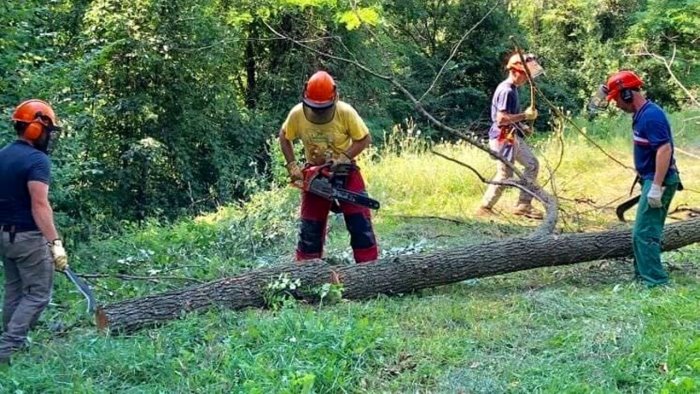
[
  {"xmin": 50, "ymin": 239, "xmax": 69, "ymax": 271},
  {"xmin": 285, "ymin": 161, "xmax": 304, "ymax": 183},
  {"xmin": 523, "ymin": 106, "xmax": 538, "ymax": 121},
  {"xmin": 647, "ymin": 184, "xmax": 664, "ymax": 208},
  {"xmin": 330, "ymin": 152, "xmax": 353, "ymax": 173},
  {"xmin": 332, "ymin": 152, "xmax": 352, "ymax": 165}
]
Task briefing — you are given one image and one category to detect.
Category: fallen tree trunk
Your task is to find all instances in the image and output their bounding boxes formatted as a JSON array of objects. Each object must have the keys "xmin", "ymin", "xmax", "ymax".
[{"xmin": 97, "ymin": 218, "xmax": 700, "ymax": 333}]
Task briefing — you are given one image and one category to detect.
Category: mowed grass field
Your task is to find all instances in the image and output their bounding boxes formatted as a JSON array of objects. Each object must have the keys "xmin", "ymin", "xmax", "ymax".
[{"xmin": 1, "ymin": 111, "xmax": 699, "ymax": 393}]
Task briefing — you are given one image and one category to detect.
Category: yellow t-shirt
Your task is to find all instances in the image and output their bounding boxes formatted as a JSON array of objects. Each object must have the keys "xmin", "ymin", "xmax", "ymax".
[{"xmin": 282, "ymin": 101, "xmax": 369, "ymax": 164}]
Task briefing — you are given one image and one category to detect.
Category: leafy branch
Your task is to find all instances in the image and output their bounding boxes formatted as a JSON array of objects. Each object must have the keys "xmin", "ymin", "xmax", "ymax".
[{"xmin": 262, "ymin": 10, "xmax": 559, "ymax": 235}]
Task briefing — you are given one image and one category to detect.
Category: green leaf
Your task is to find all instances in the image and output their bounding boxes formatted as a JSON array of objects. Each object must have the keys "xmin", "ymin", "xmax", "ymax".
[{"xmin": 337, "ymin": 7, "xmax": 380, "ymax": 31}]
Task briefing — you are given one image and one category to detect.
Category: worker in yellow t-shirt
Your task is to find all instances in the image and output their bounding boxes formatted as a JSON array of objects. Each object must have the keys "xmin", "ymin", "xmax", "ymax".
[{"xmin": 278, "ymin": 71, "xmax": 378, "ymax": 264}]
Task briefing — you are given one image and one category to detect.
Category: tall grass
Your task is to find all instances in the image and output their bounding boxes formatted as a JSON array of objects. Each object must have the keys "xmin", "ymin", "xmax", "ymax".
[{"xmin": 362, "ymin": 110, "xmax": 700, "ymax": 231}]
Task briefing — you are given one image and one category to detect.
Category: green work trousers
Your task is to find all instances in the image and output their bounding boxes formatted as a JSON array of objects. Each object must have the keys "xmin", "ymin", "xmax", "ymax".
[{"xmin": 633, "ymin": 174, "xmax": 679, "ymax": 287}]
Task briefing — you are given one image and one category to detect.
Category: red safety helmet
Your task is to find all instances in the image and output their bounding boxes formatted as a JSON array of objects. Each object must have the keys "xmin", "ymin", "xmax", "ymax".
[
  {"xmin": 11, "ymin": 99, "xmax": 60, "ymax": 140},
  {"xmin": 303, "ymin": 71, "xmax": 337, "ymax": 109},
  {"xmin": 605, "ymin": 70, "xmax": 643, "ymax": 101}
]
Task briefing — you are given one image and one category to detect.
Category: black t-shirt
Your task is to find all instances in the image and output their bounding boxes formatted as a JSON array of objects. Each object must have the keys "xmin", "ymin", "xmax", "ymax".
[{"xmin": 0, "ymin": 140, "xmax": 51, "ymax": 230}]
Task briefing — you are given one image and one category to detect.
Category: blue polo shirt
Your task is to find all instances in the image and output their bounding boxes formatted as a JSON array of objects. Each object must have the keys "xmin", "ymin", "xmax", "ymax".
[
  {"xmin": 632, "ymin": 101, "xmax": 677, "ymax": 181},
  {"xmin": 0, "ymin": 140, "xmax": 51, "ymax": 230},
  {"xmin": 489, "ymin": 79, "xmax": 521, "ymax": 139}
]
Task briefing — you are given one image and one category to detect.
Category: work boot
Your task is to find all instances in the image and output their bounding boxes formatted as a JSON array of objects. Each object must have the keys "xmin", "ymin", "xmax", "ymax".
[
  {"xmin": 475, "ymin": 206, "xmax": 496, "ymax": 217},
  {"xmin": 512, "ymin": 203, "xmax": 544, "ymax": 220}
]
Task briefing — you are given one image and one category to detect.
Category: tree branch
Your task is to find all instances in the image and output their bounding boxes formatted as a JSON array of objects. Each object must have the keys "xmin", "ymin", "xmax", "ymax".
[
  {"xmin": 262, "ymin": 15, "xmax": 559, "ymax": 235},
  {"xmin": 418, "ymin": 2, "xmax": 501, "ymax": 103},
  {"xmin": 624, "ymin": 44, "xmax": 700, "ymax": 107},
  {"xmin": 535, "ymin": 86, "xmax": 636, "ymax": 172},
  {"xmin": 431, "ymin": 149, "xmax": 558, "ymax": 235}
]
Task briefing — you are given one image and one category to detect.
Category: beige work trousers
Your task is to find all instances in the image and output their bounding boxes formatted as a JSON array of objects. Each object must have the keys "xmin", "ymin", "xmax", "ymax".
[{"xmin": 481, "ymin": 136, "xmax": 539, "ymax": 208}]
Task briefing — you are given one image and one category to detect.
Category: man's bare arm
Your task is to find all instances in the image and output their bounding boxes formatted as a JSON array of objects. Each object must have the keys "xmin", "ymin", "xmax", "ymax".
[
  {"xmin": 344, "ymin": 134, "xmax": 371, "ymax": 159},
  {"xmin": 496, "ymin": 111, "xmax": 527, "ymax": 126},
  {"xmin": 653, "ymin": 143, "xmax": 672, "ymax": 186},
  {"xmin": 279, "ymin": 128, "xmax": 296, "ymax": 165},
  {"xmin": 28, "ymin": 181, "xmax": 59, "ymax": 241}
]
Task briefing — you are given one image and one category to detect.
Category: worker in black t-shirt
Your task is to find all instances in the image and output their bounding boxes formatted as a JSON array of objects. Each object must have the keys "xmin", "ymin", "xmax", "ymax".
[{"xmin": 0, "ymin": 99, "xmax": 68, "ymax": 365}]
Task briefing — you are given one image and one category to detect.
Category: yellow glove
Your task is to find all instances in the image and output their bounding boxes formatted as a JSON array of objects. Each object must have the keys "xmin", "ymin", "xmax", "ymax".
[
  {"xmin": 333, "ymin": 152, "xmax": 352, "ymax": 165},
  {"xmin": 523, "ymin": 106, "xmax": 538, "ymax": 121},
  {"xmin": 50, "ymin": 239, "xmax": 69, "ymax": 271},
  {"xmin": 330, "ymin": 152, "xmax": 353, "ymax": 173},
  {"xmin": 285, "ymin": 161, "xmax": 304, "ymax": 182}
]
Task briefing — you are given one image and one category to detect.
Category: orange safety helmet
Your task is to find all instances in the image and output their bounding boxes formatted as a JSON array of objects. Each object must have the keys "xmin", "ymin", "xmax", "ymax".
[
  {"xmin": 506, "ymin": 53, "xmax": 544, "ymax": 78},
  {"xmin": 506, "ymin": 53, "xmax": 526, "ymax": 73},
  {"xmin": 303, "ymin": 71, "xmax": 337, "ymax": 109},
  {"xmin": 605, "ymin": 70, "xmax": 643, "ymax": 101},
  {"xmin": 11, "ymin": 99, "xmax": 60, "ymax": 140}
]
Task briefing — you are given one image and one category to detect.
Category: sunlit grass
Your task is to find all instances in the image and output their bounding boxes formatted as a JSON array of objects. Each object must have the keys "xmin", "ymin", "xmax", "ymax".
[{"xmin": 362, "ymin": 111, "xmax": 699, "ymax": 233}]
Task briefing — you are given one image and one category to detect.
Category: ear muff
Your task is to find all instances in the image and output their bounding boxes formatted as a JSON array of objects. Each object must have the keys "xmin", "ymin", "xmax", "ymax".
[
  {"xmin": 24, "ymin": 116, "xmax": 47, "ymax": 140},
  {"xmin": 616, "ymin": 79, "xmax": 633, "ymax": 103},
  {"xmin": 621, "ymin": 88, "xmax": 633, "ymax": 103}
]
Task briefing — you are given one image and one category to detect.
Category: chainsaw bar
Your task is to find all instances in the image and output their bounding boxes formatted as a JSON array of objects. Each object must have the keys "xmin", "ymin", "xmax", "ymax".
[
  {"xmin": 308, "ymin": 178, "xmax": 380, "ymax": 210},
  {"xmin": 330, "ymin": 187, "xmax": 380, "ymax": 210}
]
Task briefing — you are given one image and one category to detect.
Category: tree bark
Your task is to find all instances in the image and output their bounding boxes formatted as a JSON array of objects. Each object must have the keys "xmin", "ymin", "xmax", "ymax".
[{"xmin": 97, "ymin": 218, "xmax": 700, "ymax": 333}]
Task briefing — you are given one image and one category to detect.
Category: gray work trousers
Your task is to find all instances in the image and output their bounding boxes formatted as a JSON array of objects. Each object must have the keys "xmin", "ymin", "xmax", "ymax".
[
  {"xmin": 0, "ymin": 230, "xmax": 53, "ymax": 358},
  {"xmin": 481, "ymin": 136, "xmax": 540, "ymax": 208}
]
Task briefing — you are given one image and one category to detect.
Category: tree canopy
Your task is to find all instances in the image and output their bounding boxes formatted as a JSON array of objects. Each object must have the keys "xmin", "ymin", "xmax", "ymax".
[{"xmin": 1, "ymin": 0, "xmax": 697, "ymax": 237}]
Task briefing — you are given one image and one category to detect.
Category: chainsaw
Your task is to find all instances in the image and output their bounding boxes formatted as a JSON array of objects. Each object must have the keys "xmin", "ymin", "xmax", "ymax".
[{"xmin": 293, "ymin": 162, "xmax": 380, "ymax": 210}]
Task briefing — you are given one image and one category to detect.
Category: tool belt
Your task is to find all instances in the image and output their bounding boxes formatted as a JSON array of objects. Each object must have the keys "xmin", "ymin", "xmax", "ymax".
[
  {"xmin": 0, "ymin": 224, "xmax": 37, "ymax": 232},
  {"xmin": 497, "ymin": 126, "xmax": 516, "ymax": 144},
  {"xmin": 0, "ymin": 224, "xmax": 37, "ymax": 243},
  {"xmin": 631, "ymin": 173, "xmax": 685, "ymax": 192}
]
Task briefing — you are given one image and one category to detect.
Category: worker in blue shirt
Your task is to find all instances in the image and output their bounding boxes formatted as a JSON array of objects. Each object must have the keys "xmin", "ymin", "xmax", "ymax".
[
  {"xmin": 0, "ymin": 99, "xmax": 68, "ymax": 365},
  {"xmin": 603, "ymin": 70, "xmax": 681, "ymax": 287}
]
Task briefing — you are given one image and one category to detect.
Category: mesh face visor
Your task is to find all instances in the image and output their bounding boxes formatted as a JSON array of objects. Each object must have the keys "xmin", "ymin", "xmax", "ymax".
[
  {"xmin": 588, "ymin": 84, "xmax": 610, "ymax": 111},
  {"xmin": 302, "ymin": 104, "xmax": 336, "ymax": 125},
  {"xmin": 524, "ymin": 54, "xmax": 544, "ymax": 79},
  {"xmin": 46, "ymin": 128, "xmax": 62, "ymax": 154}
]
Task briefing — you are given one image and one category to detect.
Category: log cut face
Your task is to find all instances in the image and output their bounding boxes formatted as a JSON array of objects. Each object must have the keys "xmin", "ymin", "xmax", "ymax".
[{"xmin": 97, "ymin": 218, "xmax": 700, "ymax": 333}]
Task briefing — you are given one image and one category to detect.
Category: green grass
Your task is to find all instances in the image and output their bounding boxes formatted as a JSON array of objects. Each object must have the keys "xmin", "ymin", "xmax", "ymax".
[{"xmin": 1, "ymin": 112, "xmax": 699, "ymax": 393}]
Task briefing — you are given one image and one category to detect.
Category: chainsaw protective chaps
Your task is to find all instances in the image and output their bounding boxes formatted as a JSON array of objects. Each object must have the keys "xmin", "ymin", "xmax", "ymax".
[{"xmin": 296, "ymin": 168, "xmax": 378, "ymax": 264}]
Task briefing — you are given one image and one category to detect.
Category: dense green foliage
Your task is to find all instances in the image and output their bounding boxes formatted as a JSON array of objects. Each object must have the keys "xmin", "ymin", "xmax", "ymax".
[{"xmin": 1, "ymin": 0, "xmax": 698, "ymax": 233}]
